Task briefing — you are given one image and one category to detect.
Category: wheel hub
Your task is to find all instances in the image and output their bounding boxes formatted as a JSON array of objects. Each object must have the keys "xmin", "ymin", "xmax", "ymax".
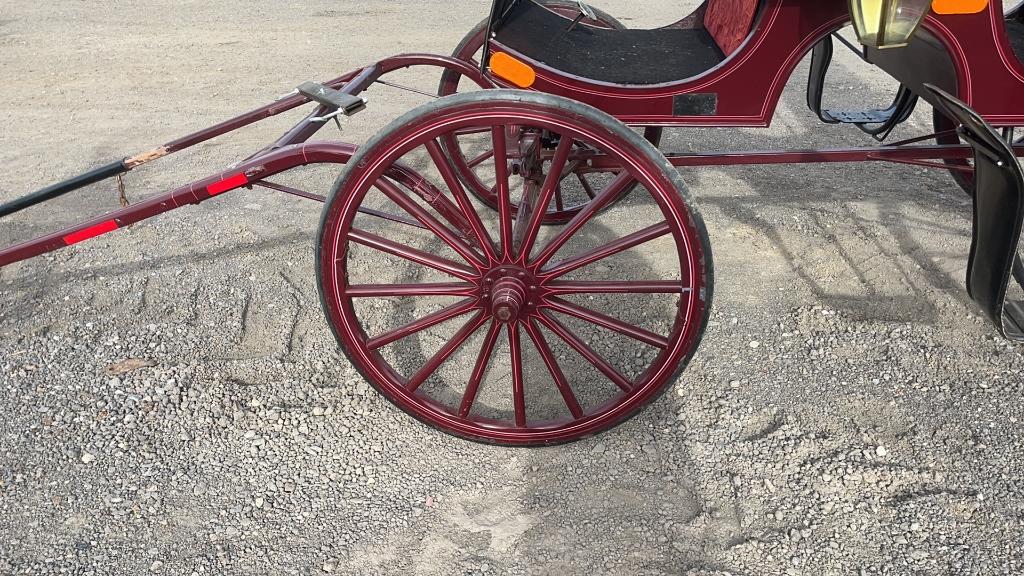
[
  {"xmin": 481, "ymin": 266, "xmax": 538, "ymax": 322},
  {"xmin": 491, "ymin": 277, "xmax": 527, "ymax": 322}
]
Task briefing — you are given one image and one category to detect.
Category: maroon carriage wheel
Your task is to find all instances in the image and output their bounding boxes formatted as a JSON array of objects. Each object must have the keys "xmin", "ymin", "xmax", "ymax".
[
  {"xmin": 317, "ymin": 90, "xmax": 712, "ymax": 445},
  {"xmin": 438, "ymin": 2, "xmax": 663, "ymax": 225}
]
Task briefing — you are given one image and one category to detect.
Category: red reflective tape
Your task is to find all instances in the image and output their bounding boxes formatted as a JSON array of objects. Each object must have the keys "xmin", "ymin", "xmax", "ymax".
[
  {"xmin": 207, "ymin": 173, "xmax": 249, "ymax": 196},
  {"xmin": 63, "ymin": 220, "xmax": 119, "ymax": 246}
]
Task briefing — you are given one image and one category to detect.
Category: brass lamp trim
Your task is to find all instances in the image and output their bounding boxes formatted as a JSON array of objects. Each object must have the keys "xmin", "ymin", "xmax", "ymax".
[{"xmin": 849, "ymin": 0, "xmax": 933, "ymax": 49}]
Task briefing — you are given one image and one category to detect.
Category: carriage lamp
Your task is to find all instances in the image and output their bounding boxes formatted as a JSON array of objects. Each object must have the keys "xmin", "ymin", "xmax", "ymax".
[{"xmin": 848, "ymin": 0, "xmax": 932, "ymax": 49}]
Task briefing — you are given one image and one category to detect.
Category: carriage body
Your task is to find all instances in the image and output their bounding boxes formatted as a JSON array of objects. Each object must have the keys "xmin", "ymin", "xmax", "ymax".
[{"xmin": 483, "ymin": 0, "xmax": 1024, "ymax": 127}]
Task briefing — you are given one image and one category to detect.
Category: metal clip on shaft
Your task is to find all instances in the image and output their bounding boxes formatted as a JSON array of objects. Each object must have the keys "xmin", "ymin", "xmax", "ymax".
[{"xmin": 298, "ymin": 81, "xmax": 368, "ymax": 122}]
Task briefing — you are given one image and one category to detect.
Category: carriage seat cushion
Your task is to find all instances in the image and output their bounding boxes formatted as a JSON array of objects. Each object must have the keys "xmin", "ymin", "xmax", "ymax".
[
  {"xmin": 704, "ymin": 0, "xmax": 760, "ymax": 55},
  {"xmin": 494, "ymin": 1, "xmax": 725, "ymax": 85}
]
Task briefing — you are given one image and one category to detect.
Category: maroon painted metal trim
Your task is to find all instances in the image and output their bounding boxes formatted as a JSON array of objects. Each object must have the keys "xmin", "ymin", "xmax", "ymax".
[
  {"xmin": 6, "ymin": 137, "xmax": 1017, "ymax": 271},
  {"xmin": 487, "ymin": 0, "xmax": 848, "ymax": 126},
  {"xmin": 164, "ymin": 55, "xmax": 493, "ymax": 154},
  {"xmin": 0, "ymin": 54, "xmax": 496, "ymax": 270},
  {"xmin": 252, "ymin": 180, "xmax": 327, "ymax": 203},
  {"xmin": 657, "ymin": 143, "xmax": 1024, "ymax": 169},
  {"xmin": 486, "ymin": 0, "xmax": 1024, "ymax": 127}
]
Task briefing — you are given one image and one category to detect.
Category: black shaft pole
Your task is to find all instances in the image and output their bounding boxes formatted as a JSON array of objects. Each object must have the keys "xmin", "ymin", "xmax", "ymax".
[{"xmin": 0, "ymin": 160, "xmax": 128, "ymax": 219}]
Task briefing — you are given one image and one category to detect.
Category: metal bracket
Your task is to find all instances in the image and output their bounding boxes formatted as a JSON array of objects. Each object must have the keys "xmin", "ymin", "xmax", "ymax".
[
  {"xmin": 297, "ymin": 81, "xmax": 368, "ymax": 117},
  {"xmin": 567, "ymin": 1, "xmax": 597, "ymax": 31},
  {"xmin": 309, "ymin": 109, "xmax": 346, "ymax": 131}
]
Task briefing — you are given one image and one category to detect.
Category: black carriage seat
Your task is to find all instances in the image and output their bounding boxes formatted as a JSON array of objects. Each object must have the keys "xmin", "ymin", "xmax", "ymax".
[{"xmin": 492, "ymin": 0, "xmax": 761, "ymax": 85}]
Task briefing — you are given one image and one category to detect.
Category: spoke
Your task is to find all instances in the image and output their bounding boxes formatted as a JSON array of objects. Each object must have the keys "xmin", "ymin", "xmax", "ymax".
[
  {"xmin": 346, "ymin": 282, "xmax": 476, "ymax": 298},
  {"xmin": 524, "ymin": 319, "xmax": 584, "ymax": 419},
  {"xmin": 560, "ymin": 159, "xmax": 583, "ymax": 179},
  {"xmin": 554, "ymin": 185, "xmax": 565, "ymax": 212},
  {"xmin": 516, "ymin": 135, "xmax": 575, "ymax": 261},
  {"xmin": 508, "ymin": 322, "xmax": 526, "ymax": 427},
  {"xmin": 545, "ymin": 280, "xmax": 688, "ymax": 295},
  {"xmin": 366, "ymin": 299, "xmax": 479, "ymax": 351},
  {"xmin": 541, "ymin": 221, "xmax": 673, "ymax": 279},
  {"xmin": 425, "ymin": 139, "xmax": 497, "ymax": 260},
  {"xmin": 407, "ymin": 312, "xmax": 487, "ymax": 392},
  {"xmin": 348, "ymin": 228, "xmax": 479, "ymax": 281},
  {"xmin": 537, "ymin": 311, "xmax": 633, "ymax": 392},
  {"xmin": 577, "ymin": 173, "xmax": 596, "ymax": 200},
  {"xmin": 459, "ymin": 320, "xmax": 503, "ymax": 418},
  {"xmin": 493, "ymin": 126, "xmax": 514, "ymax": 259},
  {"xmin": 512, "ymin": 179, "xmax": 540, "ymax": 260},
  {"xmin": 467, "ymin": 149, "xmax": 495, "ymax": 169},
  {"xmin": 375, "ymin": 177, "xmax": 487, "ymax": 269},
  {"xmin": 387, "ymin": 166, "xmax": 475, "ymax": 242},
  {"xmin": 531, "ymin": 171, "xmax": 636, "ymax": 268},
  {"xmin": 546, "ymin": 297, "xmax": 669, "ymax": 349},
  {"xmin": 357, "ymin": 207, "xmax": 427, "ymax": 230}
]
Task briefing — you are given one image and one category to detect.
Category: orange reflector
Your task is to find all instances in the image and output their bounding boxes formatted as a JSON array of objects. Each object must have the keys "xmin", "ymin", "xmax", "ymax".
[
  {"xmin": 489, "ymin": 52, "xmax": 536, "ymax": 89},
  {"xmin": 932, "ymin": 0, "xmax": 988, "ymax": 14}
]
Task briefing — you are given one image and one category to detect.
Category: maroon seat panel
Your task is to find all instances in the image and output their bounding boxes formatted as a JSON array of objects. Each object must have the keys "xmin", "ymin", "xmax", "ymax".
[{"xmin": 704, "ymin": 0, "xmax": 760, "ymax": 56}]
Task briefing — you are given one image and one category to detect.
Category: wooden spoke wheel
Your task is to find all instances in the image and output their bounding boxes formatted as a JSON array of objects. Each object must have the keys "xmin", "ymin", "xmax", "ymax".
[
  {"xmin": 317, "ymin": 90, "xmax": 712, "ymax": 445},
  {"xmin": 438, "ymin": 2, "xmax": 663, "ymax": 224}
]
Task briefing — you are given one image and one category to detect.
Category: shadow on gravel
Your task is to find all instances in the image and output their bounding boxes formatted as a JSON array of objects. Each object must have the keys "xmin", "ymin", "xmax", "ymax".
[
  {"xmin": 698, "ymin": 188, "xmax": 961, "ymax": 324},
  {"xmin": 0, "ymin": 230, "xmax": 312, "ymax": 299},
  {"xmin": 656, "ymin": 54, "xmax": 980, "ymax": 329}
]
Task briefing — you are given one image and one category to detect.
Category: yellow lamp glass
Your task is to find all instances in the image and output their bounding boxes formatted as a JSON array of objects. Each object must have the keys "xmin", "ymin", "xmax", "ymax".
[{"xmin": 849, "ymin": 0, "xmax": 932, "ymax": 48}]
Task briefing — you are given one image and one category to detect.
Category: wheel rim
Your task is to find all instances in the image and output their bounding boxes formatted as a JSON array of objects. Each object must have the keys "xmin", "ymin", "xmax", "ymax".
[
  {"xmin": 438, "ymin": 3, "xmax": 661, "ymax": 225},
  {"xmin": 318, "ymin": 93, "xmax": 711, "ymax": 445}
]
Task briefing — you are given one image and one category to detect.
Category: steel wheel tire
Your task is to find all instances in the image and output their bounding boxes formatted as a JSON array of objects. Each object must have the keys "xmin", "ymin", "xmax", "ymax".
[{"xmin": 317, "ymin": 90, "xmax": 712, "ymax": 445}]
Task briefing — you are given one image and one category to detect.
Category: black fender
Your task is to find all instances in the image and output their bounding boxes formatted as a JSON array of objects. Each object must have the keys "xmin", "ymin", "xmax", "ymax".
[{"xmin": 927, "ymin": 85, "xmax": 1024, "ymax": 342}]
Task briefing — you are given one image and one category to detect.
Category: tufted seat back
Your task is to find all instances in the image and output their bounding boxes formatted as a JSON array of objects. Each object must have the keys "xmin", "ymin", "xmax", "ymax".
[{"xmin": 704, "ymin": 0, "xmax": 760, "ymax": 55}]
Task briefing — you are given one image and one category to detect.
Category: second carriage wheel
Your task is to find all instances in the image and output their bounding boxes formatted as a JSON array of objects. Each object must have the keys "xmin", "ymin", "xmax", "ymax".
[
  {"xmin": 318, "ymin": 90, "xmax": 712, "ymax": 445},
  {"xmin": 438, "ymin": 1, "xmax": 664, "ymax": 224}
]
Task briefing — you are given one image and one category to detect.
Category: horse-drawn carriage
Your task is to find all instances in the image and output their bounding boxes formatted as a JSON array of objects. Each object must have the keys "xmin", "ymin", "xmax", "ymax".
[{"xmin": 1, "ymin": 0, "xmax": 1022, "ymax": 445}]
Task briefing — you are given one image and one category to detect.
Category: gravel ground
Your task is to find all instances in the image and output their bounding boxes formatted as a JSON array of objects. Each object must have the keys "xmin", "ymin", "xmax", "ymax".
[{"xmin": 2, "ymin": 1, "xmax": 1024, "ymax": 575}]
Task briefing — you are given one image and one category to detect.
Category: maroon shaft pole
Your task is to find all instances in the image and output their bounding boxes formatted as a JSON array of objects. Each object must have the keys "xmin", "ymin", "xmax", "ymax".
[{"xmin": 0, "ymin": 142, "xmax": 356, "ymax": 269}]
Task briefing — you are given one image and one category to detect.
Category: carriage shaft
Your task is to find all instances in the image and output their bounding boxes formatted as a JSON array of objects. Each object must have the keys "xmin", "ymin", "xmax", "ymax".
[
  {"xmin": 0, "ymin": 142, "xmax": 356, "ymax": 269},
  {"xmin": 0, "ymin": 54, "xmax": 492, "ymax": 223},
  {"xmin": 0, "ymin": 161, "xmax": 129, "ymax": 219}
]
